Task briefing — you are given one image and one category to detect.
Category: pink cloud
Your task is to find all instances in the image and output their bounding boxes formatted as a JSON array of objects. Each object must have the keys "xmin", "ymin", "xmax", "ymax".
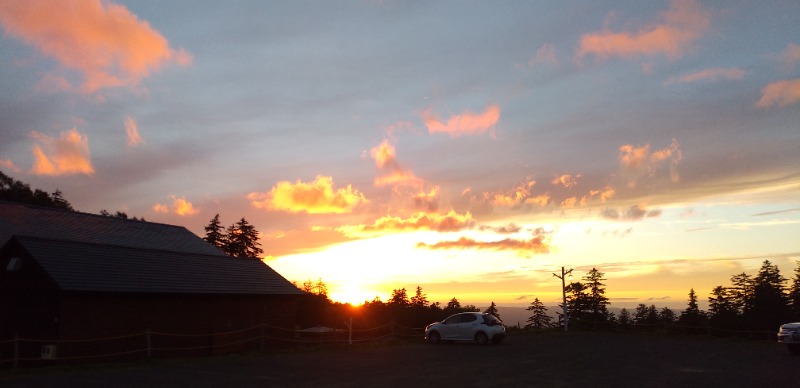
[
  {"xmin": 780, "ymin": 43, "xmax": 800, "ymax": 70},
  {"xmin": 756, "ymin": 79, "xmax": 800, "ymax": 108},
  {"xmin": 577, "ymin": 0, "xmax": 710, "ymax": 61},
  {"xmin": 663, "ymin": 67, "xmax": 745, "ymax": 85},
  {"xmin": 0, "ymin": 0, "xmax": 192, "ymax": 94},
  {"xmin": 30, "ymin": 128, "xmax": 95, "ymax": 176},
  {"xmin": 422, "ymin": 105, "xmax": 501, "ymax": 137},
  {"xmin": 124, "ymin": 116, "xmax": 143, "ymax": 146}
]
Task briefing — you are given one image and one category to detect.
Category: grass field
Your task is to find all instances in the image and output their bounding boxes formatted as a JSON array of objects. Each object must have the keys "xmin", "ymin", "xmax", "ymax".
[{"xmin": 1, "ymin": 331, "xmax": 797, "ymax": 387}]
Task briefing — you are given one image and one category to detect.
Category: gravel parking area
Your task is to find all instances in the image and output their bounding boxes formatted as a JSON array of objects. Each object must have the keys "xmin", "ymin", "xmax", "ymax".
[{"xmin": 1, "ymin": 331, "xmax": 797, "ymax": 387}]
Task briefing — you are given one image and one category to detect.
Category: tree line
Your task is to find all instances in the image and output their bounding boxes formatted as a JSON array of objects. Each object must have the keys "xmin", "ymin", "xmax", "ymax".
[
  {"xmin": 295, "ymin": 281, "xmax": 500, "ymax": 330},
  {"xmin": 541, "ymin": 260, "xmax": 800, "ymax": 334}
]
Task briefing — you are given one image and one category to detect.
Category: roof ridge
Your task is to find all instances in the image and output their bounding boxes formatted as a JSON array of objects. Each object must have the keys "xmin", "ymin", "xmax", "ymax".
[
  {"xmin": 11, "ymin": 234, "xmax": 229, "ymax": 258},
  {"xmin": 0, "ymin": 200, "xmax": 190, "ymax": 230}
]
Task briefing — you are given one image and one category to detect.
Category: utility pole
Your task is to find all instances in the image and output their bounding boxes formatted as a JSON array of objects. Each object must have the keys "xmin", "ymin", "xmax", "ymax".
[{"xmin": 553, "ymin": 266, "xmax": 573, "ymax": 332}]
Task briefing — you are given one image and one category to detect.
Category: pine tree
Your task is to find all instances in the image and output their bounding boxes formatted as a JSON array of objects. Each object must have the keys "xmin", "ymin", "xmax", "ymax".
[
  {"xmin": 746, "ymin": 260, "xmax": 789, "ymax": 330},
  {"xmin": 617, "ymin": 308, "xmax": 632, "ymax": 330},
  {"xmin": 203, "ymin": 214, "xmax": 225, "ymax": 249},
  {"xmin": 790, "ymin": 261, "xmax": 800, "ymax": 321},
  {"xmin": 222, "ymin": 218, "xmax": 263, "ymax": 258},
  {"xmin": 708, "ymin": 285, "xmax": 739, "ymax": 331},
  {"xmin": 525, "ymin": 298, "xmax": 552, "ymax": 329},
  {"xmin": 484, "ymin": 301, "xmax": 500, "ymax": 320},
  {"xmin": 389, "ymin": 288, "xmax": 410, "ymax": 307},
  {"xmin": 410, "ymin": 286, "xmax": 429, "ymax": 308},
  {"xmin": 444, "ymin": 297, "xmax": 461, "ymax": 315},
  {"xmin": 678, "ymin": 288, "xmax": 705, "ymax": 331}
]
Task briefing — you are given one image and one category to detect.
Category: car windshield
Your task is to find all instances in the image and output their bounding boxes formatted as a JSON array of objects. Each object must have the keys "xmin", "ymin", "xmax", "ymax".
[{"xmin": 483, "ymin": 315, "xmax": 501, "ymax": 325}]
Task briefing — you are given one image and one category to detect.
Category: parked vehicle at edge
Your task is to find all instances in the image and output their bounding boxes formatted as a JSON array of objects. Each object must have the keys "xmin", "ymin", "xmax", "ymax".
[
  {"xmin": 425, "ymin": 312, "xmax": 505, "ymax": 345},
  {"xmin": 778, "ymin": 322, "xmax": 800, "ymax": 355}
]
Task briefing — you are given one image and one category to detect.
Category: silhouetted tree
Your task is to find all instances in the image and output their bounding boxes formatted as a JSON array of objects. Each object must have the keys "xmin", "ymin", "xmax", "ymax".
[
  {"xmin": 99, "ymin": 209, "xmax": 146, "ymax": 221},
  {"xmin": 1, "ymin": 171, "xmax": 73, "ymax": 210},
  {"xmin": 203, "ymin": 214, "xmax": 225, "ymax": 249},
  {"xmin": 659, "ymin": 307, "xmax": 676, "ymax": 325},
  {"xmin": 444, "ymin": 297, "xmax": 461, "ymax": 316},
  {"xmin": 745, "ymin": 260, "xmax": 789, "ymax": 330},
  {"xmin": 565, "ymin": 268, "xmax": 609, "ymax": 328},
  {"xmin": 525, "ymin": 298, "xmax": 552, "ymax": 329},
  {"xmin": 729, "ymin": 272, "xmax": 753, "ymax": 314},
  {"xmin": 790, "ymin": 261, "xmax": 800, "ymax": 321},
  {"xmin": 679, "ymin": 288, "xmax": 706, "ymax": 332},
  {"xmin": 617, "ymin": 308, "xmax": 632, "ymax": 330},
  {"xmin": 708, "ymin": 285, "xmax": 739, "ymax": 332},
  {"xmin": 410, "ymin": 286, "xmax": 429, "ymax": 308},
  {"xmin": 223, "ymin": 217, "xmax": 263, "ymax": 258},
  {"xmin": 484, "ymin": 301, "xmax": 500, "ymax": 320},
  {"xmin": 389, "ymin": 288, "xmax": 410, "ymax": 307}
]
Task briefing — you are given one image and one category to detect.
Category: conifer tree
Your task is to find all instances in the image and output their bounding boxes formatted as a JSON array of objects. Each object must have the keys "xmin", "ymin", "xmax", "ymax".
[
  {"xmin": 678, "ymin": 288, "xmax": 705, "ymax": 330},
  {"xmin": 746, "ymin": 260, "xmax": 789, "ymax": 330},
  {"xmin": 484, "ymin": 301, "xmax": 500, "ymax": 320},
  {"xmin": 410, "ymin": 286, "xmax": 429, "ymax": 308},
  {"xmin": 525, "ymin": 298, "xmax": 552, "ymax": 329},
  {"xmin": 790, "ymin": 261, "xmax": 800, "ymax": 321},
  {"xmin": 203, "ymin": 214, "xmax": 225, "ymax": 249}
]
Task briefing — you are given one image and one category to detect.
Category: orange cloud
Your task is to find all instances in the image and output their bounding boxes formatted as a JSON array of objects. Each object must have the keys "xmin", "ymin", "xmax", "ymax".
[
  {"xmin": 485, "ymin": 179, "xmax": 536, "ymax": 207},
  {"xmin": 524, "ymin": 194, "xmax": 551, "ymax": 207},
  {"xmin": 152, "ymin": 196, "xmax": 199, "ymax": 216},
  {"xmin": 619, "ymin": 138, "xmax": 681, "ymax": 187},
  {"xmin": 561, "ymin": 197, "xmax": 578, "ymax": 209},
  {"xmin": 370, "ymin": 139, "xmax": 424, "ymax": 188},
  {"xmin": 589, "ymin": 186, "xmax": 616, "ymax": 203},
  {"xmin": 124, "ymin": 116, "xmax": 143, "ymax": 146},
  {"xmin": 30, "ymin": 128, "xmax": 94, "ymax": 176},
  {"xmin": 416, "ymin": 234, "xmax": 550, "ymax": 255},
  {"xmin": 338, "ymin": 210, "xmax": 475, "ymax": 237},
  {"xmin": 248, "ymin": 176, "xmax": 368, "ymax": 214},
  {"xmin": 413, "ymin": 186, "xmax": 440, "ymax": 212},
  {"xmin": 552, "ymin": 174, "xmax": 581, "ymax": 188},
  {"xmin": 756, "ymin": 79, "xmax": 800, "ymax": 108},
  {"xmin": 422, "ymin": 105, "xmax": 501, "ymax": 137},
  {"xmin": 577, "ymin": 0, "xmax": 710, "ymax": 61},
  {"xmin": 0, "ymin": 0, "xmax": 192, "ymax": 94},
  {"xmin": 663, "ymin": 67, "xmax": 745, "ymax": 85}
]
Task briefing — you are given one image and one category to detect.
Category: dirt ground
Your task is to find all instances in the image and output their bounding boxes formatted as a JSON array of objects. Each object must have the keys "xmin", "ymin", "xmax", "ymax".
[{"xmin": 1, "ymin": 331, "xmax": 798, "ymax": 387}]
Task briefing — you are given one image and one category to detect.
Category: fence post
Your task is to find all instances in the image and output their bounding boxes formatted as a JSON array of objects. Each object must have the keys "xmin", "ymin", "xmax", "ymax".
[
  {"xmin": 13, "ymin": 334, "xmax": 18, "ymax": 369},
  {"xmin": 145, "ymin": 328, "xmax": 151, "ymax": 360}
]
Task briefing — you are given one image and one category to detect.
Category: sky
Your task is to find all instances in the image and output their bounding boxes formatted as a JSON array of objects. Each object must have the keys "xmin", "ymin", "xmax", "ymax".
[{"xmin": 1, "ymin": 0, "xmax": 798, "ymax": 309}]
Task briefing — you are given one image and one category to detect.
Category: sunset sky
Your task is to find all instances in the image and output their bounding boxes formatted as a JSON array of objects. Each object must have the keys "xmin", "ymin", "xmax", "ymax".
[{"xmin": 1, "ymin": 0, "xmax": 798, "ymax": 309}]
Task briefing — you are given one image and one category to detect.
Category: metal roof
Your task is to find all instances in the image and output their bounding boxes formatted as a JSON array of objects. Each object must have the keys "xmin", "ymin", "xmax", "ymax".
[
  {"xmin": 0, "ymin": 202, "xmax": 302, "ymax": 296},
  {"xmin": 0, "ymin": 201, "xmax": 224, "ymax": 256},
  {"xmin": 12, "ymin": 236, "xmax": 303, "ymax": 295}
]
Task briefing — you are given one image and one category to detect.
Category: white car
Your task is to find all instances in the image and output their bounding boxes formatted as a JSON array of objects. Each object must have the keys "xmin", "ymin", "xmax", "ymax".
[
  {"xmin": 778, "ymin": 322, "xmax": 800, "ymax": 355},
  {"xmin": 425, "ymin": 312, "xmax": 505, "ymax": 345}
]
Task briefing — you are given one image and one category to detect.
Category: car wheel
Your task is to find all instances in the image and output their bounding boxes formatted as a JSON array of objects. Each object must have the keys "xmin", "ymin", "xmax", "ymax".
[
  {"xmin": 475, "ymin": 332, "xmax": 488, "ymax": 345},
  {"xmin": 428, "ymin": 331, "xmax": 441, "ymax": 344},
  {"xmin": 788, "ymin": 344, "xmax": 800, "ymax": 356}
]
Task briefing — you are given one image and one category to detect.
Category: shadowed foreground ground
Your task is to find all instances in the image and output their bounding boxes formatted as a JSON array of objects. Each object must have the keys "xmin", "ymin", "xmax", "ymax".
[{"xmin": 1, "ymin": 331, "xmax": 797, "ymax": 387}]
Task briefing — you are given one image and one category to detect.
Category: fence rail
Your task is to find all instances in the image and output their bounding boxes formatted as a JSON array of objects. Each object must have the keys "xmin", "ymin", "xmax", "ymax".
[
  {"xmin": 0, "ymin": 323, "xmax": 426, "ymax": 369},
  {"xmin": 0, "ymin": 319, "xmax": 780, "ymax": 369}
]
